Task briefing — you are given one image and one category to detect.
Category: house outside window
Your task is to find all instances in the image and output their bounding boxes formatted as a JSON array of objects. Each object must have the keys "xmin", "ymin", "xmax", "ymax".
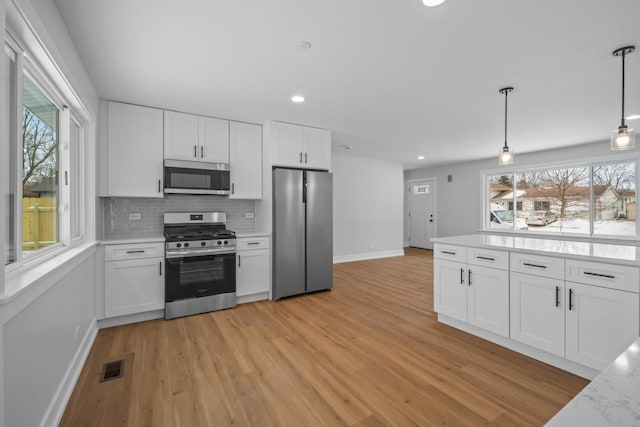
[{"xmin": 485, "ymin": 161, "xmax": 636, "ymax": 237}]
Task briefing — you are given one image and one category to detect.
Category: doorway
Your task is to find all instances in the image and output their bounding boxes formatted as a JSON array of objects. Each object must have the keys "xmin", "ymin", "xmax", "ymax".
[{"xmin": 408, "ymin": 178, "xmax": 437, "ymax": 249}]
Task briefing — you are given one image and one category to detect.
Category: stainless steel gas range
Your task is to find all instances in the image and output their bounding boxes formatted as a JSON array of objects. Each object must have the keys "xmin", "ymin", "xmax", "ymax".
[{"xmin": 163, "ymin": 212, "xmax": 236, "ymax": 319}]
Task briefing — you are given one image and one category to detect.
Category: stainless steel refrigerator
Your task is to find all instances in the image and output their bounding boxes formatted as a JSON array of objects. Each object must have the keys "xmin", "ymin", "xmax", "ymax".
[{"xmin": 273, "ymin": 168, "xmax": 333, "ymax": 300}]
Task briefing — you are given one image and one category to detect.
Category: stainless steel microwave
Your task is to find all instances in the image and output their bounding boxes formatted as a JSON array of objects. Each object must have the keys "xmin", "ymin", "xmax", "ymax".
[{"xmin": 164, "ymin": 160, "xmax": 230, "ymax": 195}]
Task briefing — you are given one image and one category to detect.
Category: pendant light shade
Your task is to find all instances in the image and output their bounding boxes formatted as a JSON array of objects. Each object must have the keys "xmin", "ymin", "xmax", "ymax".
[
  {"xmin": 498, "ymin": 87, "xmax": 514, "ymax": 165},
  {"xmin": 611, "ymin": 46, "xmax": 635, "ymax": 150}
]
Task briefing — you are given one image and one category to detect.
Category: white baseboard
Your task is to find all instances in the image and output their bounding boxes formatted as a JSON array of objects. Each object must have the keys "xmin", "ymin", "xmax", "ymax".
[
  {"xmin": 333, "ymin": 249, "xmax": 405, "ymax": 264},
  {"xmin": 42, "ymin": 318, "xmax": 99, "ymax": 427},
  {"xmin": 237, "ymin": 292, "xmax": 269, "ymax": 305},
  {"xmin": 98, "ymin": 309, "xmax": 165, "ymax": 329}
]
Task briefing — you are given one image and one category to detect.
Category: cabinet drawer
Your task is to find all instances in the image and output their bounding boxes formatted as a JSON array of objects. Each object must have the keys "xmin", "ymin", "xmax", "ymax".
[
  {"xmin": 434, "ymin": 244, "xmax": 466, "ymax": 262},
  {"xmin": 510, "ymin": 252, "xmax": 564, "ymax": 279},
  {"xmin": 105, "ymin": 242, "xmax": 165, "ymax": 261},
  {"xmin": 467, "ymin": 247, "xmax": 509, "ymax": 270},
  {"xmin": 237, "ymin": 236, "xmax": 270, "ymax": 251},
  {"xmin": 566, "ymin": 259, "xmax": 640, "ymax": 293}
]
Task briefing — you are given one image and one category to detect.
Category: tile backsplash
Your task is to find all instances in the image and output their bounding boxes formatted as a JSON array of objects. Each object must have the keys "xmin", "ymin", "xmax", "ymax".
[{"xmin": 102, "ymin": 195, "xmax": 256, "ymax": 239}]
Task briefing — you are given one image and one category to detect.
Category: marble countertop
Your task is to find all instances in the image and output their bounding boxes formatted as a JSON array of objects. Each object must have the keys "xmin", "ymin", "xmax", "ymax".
[
  {"xmin": 235, "ymin": 231, "xmax": 270, "ymax": 238},
  {"xmin": 432, "ymin": 234, "xmax": 640, "ymax": 266},
  {"xmin": 546, "ymin": 337, "xmax": 640, "ymax": 426},
  {"xmin": 100, "ymin": 236, "xmax": 165, "ymax": 245}
]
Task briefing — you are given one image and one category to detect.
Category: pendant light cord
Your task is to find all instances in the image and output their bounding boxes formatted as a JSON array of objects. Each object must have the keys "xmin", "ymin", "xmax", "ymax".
[
  {"xmin": 621, "ymin": 50, "xmax": 626, "ymax": 128},
  {"xmin": 504, "ymin": 89, "xmax": 509, "ymax": 148}
]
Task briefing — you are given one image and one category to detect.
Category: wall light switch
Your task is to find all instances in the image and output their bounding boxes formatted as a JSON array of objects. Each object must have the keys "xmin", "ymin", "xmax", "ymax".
[
  {"xmin": 129, "ymin": 212, "xmax": 142, "ymax": 220},
  {"xmin": 245, "ymin": 212, "xmax": 255, "ymax": 219}
]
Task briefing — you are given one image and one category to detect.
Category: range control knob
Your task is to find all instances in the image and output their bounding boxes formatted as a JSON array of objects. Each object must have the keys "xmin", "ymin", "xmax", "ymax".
[
  {"xmin": 224, "ymin": 240, "xmax": 229, "ymax": 245},
  {"xmin": 176, "ymin": 243, "xmax": 182, "ymax": 248},
  {"xmin": 201, "ymin": 241, "xmax": 206, "ymax": 247},
  {"xmin": 184, "ymin": 242, "xmax": 190, "ymax": 248},
  {"xmin": 217, "ymin": 240, "xmax": 222, "ymax": 245}
]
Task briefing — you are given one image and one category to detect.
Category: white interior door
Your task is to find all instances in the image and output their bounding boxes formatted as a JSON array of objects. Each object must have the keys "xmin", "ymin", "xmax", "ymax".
[{"xmin": 408, "ymin": 179, "xmax": 436, "ymax": 249}]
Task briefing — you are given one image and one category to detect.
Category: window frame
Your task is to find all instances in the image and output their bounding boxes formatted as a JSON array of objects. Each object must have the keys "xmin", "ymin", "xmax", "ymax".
[
  {"xmin": 482, "ymin": 153, "xmax": 640, "ymax": 241},
  {"xmin": 4, "ymin": 30, "xmax": 87, "ymax": 271}
]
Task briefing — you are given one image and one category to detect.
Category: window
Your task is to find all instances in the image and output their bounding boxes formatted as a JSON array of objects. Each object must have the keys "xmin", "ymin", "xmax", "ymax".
[
  {"xmin": 485, "ymin": 160, "xmax": 637, "ymax": 238},
  {"xmin": 413, "ymin": 184, "xmax": 430, "ymax": 194},
  {"xmin": 4, "ymin": 35, "xmax": 86, "ymax": 267}
]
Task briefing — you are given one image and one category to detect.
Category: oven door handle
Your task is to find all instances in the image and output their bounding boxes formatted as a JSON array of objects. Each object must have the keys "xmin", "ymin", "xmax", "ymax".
[{"xmin": 165, "ymin": 250, "xmax": 236, "ymax": 259}]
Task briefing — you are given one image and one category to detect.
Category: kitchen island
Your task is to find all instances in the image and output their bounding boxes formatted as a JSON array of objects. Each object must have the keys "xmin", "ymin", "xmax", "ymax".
[{"xmin": 546, "ymin": 337, "xmax": 640, "ymax": 426}]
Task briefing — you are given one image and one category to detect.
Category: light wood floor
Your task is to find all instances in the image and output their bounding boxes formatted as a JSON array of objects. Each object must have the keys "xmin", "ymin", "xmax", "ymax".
[{"xmin": 61, "ymin": 248, "xmax": 588, "ymax": 426}]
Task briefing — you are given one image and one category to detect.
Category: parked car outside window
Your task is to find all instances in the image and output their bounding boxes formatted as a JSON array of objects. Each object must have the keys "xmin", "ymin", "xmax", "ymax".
[{"xmin": 525, "ymin": 211, "xmax": 557, "ymax": 226}]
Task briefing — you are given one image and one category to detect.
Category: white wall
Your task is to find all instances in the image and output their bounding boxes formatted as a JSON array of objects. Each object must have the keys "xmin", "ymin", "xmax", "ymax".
[
  {"xmin": 333, "ymin": 154, "xmax": 404, "ymax": 262},
  {"xmin": 404, "ymin": 140, "xmax": 640, "ymax": 240}
]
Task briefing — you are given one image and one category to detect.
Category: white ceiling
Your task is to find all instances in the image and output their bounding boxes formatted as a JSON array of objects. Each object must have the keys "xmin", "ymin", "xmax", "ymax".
[{"xmin": 54, "ymin": 0, "xmax": 640, "ymax": 170}]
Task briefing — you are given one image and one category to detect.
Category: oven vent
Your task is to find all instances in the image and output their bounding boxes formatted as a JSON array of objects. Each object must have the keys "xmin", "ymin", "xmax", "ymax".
[{"xmin": 100, "ymin": 360, "xmax": 124, "ymax": 382}]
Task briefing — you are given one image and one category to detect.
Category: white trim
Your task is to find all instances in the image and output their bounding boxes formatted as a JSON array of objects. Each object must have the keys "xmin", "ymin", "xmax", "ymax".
[
  {"xmin": 97, "ymin": 309, "xmax": 164, "ymax": 329},
  {"xmin": 41, "ymin": 319, "xmax": 98, "ymax": 427},
  {"xmin": 333, "ymin": 249, "xmax": 405, "ymax": 264},
  {"xmin": 237, "ymin": 292, "xmax": 269, "ymax": 305}
]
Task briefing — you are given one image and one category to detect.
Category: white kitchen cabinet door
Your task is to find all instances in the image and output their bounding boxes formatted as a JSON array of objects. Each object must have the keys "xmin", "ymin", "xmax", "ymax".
[
  {"xmin": 229, "ymin": 121, "xmax": 262, "ymax": 199},
  {"xmin": 199, "ymin": 116, "xmax": 229, "ymax": 163},
  {"xmin": 164, "ymin": 110, "xmax": 199, "ymax": 161},
  {"xmin": 271, "ymin": 121, "xmax": 303, "ymax": 167},
  {"xmin": 105, "ymin": 257, "xmax": 164, "ymax": 318},
  {"xmin": 434, "ymin": 259, "xmax": 467, "ymax": 322},
  {"xmin": 107, "ymin": 102, "xmax": 164, "ymax": 197},
  {"xmin": 510, "ymin": 272, "xmax": 565, "ymax": 357},
  {"xmin": 565, "ymin": 282, "xmax": 640, "ymax": 371},
  {"xmin": 467, "ymin": 265, "xmax": 509, "ymax": 337},
  {"xmin": 236, "ymin": 248, "xmax": 270, "ymax": 297},
  {"xmin": 302, "ymin": 126, "xmax": 332, "ymax": 170}
]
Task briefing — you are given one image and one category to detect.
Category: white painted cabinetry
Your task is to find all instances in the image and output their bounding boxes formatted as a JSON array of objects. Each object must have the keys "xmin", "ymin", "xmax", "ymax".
[
  {"xmin": 565, "ymin": 259, "xmax": 640, "ymax": 370},
  {"xmin": 229, "ymin": 121, "xmax": 262, "ymax": 199},
  {"xmin": 269, "ymin": 121, "xmax": 331, "ymax": 170},
  {"xmin": 105, "ymin": 101, "xmax": 164, "ymax": 197},
  {"xmin": 236, "ymin": 236, "xmax": 270, "ymax": 302},
  {"xmin": 434, "ymin": 245, "xmax": 509, "ymax": 337},
  {"xmin": 104, "ymin": 242, "xmax": 165, "ymax": 318},
  {"xmin": 164, "ymin": 111, "xmax": 229, "ymax": 163}
]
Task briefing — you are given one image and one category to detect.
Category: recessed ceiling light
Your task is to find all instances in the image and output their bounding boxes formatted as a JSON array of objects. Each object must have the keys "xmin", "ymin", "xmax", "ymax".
[
  {"xmin": 291, "ymin": 95, "xmax": 305, "ymax": 103},
  {"xmin": 417, "ymin": 156, "xmax": 425, "ymax": 160},
  {"xmin": 626, "ymin": 114, "xmax": 640, "ymax": 120},
  {"xmin": 422, "ymin": 0, "xmax": 446, "ymax": 6}
]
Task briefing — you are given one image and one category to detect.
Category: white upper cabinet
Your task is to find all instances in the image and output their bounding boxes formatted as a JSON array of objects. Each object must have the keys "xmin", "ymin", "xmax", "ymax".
[
  {"xmin": 164, "ymin": 111, "xmax": 229, "ymax": 163},
  {"xmin": 106, "ymin": 101, "xmax": 164, "ymax": 198},
  {"xmin": 229, "ymin": 121, "xmax": 262, "ymax": 199},
  {"xmin": 270, "ymin": 121, "xmax": 331, "ymax": 170}
]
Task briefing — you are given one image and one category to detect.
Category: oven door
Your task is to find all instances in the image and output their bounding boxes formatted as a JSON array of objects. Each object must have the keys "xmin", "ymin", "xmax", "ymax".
[
  {"xmin": 165, "ymin": 252, "xmax": 236, "ymax": 302},
  {"xmin": 164, "ymin": 159, "xmax": 230, "ymax": 195}
]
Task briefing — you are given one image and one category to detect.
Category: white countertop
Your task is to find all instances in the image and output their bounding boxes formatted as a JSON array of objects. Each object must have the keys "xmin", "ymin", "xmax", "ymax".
[
  {"xmin": 546, "ymin": 337, "xmax": 640, "ymax": 426},
  {"xmin": 432, "ymin": 234, "xmax": 640, "ymax": 266},
  {"xmin": 235, "ymin": 232, "xmax": 270, "ymax": 238}
]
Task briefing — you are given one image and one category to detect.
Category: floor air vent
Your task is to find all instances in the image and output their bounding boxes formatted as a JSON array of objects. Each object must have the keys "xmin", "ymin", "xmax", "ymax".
[{"xmin": 100, "ymin": 360, "xmax": 124, "ymax": 382}]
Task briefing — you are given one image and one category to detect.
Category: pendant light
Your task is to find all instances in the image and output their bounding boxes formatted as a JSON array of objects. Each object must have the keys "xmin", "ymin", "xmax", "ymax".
[
  {"xmin": 611, "ymin": 45, "xmax": 635, "ymax": 150},
  {"xmin": 498, "ymin": 87, "xmax": 514, "ymax": 165}
]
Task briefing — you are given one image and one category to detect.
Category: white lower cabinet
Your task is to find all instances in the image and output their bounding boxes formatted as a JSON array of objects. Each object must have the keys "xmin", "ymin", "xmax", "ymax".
[
  {"xmin": 565, "ymin": 281, "xmax": 640, "ymax": 370},
  {"xmin": 434, "ymin": 244, "xmax": 509, "ymax": 337},
  {"xmin": 510, "ymin": 272, "xmax": 565, "ymax": 357},
  {"xmin": 104, "ymin": 242, "xmax": 165, "ymax": 318},
  {"xmin": 236, "ymin": 237, "xmax": 270, "ymax": 299}
]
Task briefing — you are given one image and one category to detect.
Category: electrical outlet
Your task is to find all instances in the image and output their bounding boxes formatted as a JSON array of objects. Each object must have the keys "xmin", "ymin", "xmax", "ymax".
[
  {"xmin": 245, "ymin": 212, "xmax": 255, "ymax": 219},
  {"xmin": 129, "ymin": 212, "xmax": 142, "ymax": 220}
]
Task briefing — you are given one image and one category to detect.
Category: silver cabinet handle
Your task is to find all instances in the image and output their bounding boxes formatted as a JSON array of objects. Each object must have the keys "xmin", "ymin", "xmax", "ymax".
[
  {"xmin": 194, "ymin": 145, "xmax": 197, "ymax": 158},
  {"xmin": 305, "ymin": 152, "xmax": 308, "ymax": 164},
  {"xmin": 247, "ymin": 242, "xmax": 260, "ymax": 245},
  {"xmin": 238, "ymin": 254, "xmax": 241, "ymax": 267},
  {"xmin": 126, "ymin": 250, "xmax": 145, "ymax": 254},
  {"xmin": 158, "ymin": 179, "xmax": 161, "ymax": 193},
  {"xmin": 460, "ymin": 268, "xmax": 464, "ymax": 284},
  {"xmin": 201, "ymin": 145, "xmax": 204, "ymax": 158},
  {"xmin": 159, "ymin": 261, "xmax": 162, "ymax": 276},
  {"xmin": 477, "ymin": 256, "xmax": 495, "ymax": 261},
  {"xmin": 442, "ymin": 250, "xmax": 456, "ymax": 255},
  {"xmin": 299, "ymin": 152, "xmax": 303, "ymax": 163},
  {"xmin": 555, "ymin": 286, "xmax": 560, "ymax": 307},
  {"xmin": 569, "ymin": 288, "xmax": 574, "ymax": 310},
  {"xmin": 231, "ymin": 183, "xmax": 235, "ymax": 195}
]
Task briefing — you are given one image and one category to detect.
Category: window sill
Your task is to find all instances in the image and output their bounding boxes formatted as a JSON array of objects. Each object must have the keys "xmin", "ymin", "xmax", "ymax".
[{"xmin": 1, "ymin": 242, "xmax": 97, "ymax": 305}]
